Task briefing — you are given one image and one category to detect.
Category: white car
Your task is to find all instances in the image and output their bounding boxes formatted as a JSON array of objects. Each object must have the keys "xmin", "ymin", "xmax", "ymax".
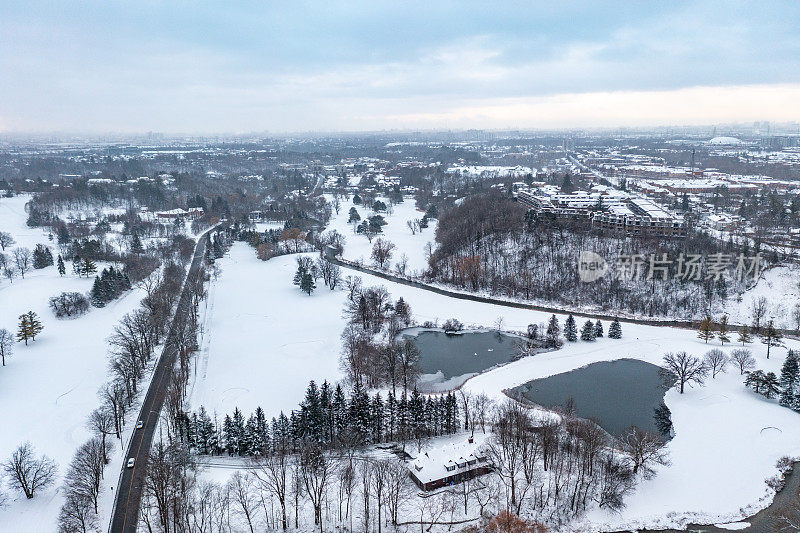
[
  {"xmin": 127, "ymin": 457, "xmax": 135, "ymax": 468},
  {"xmin": 136, "ymin": 420, "xmax": 144, "ymax": 429}
]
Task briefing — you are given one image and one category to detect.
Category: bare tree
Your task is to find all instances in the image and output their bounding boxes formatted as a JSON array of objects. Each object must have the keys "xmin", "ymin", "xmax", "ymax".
[
  {"xmin": 252, "ymin": 453, "xmax": 290, "ymax": 530},
  {"xmin": 58, "ymin": 490, "xmax": 98, "ymax": 533},
  {"xmin": 0, "ymin": 328, "xmax": 13, "ymax": 366},
  {"xmin": 471, "ymin": 393, "xmax": 492, "ymax": 434},
  {"xmin": 228, "ymin": 471, "xmax": 258, "ymax": 533},
  {"xmin": 370, "ymin": 459, "xmax": 389, "ymax": 533},
  {"xmin": 99, "ymin": 381, "xmax": 127, "ymax": 440},
  {"xmin": 3, "ymin": 442, "xmax": 57, "ymax": 498},
  {"xmin": 661, "ymin": 352, "xmax": 708, "ymax": 394},
  {"xmin": 621, "ymin": 426, "xmax": 670, "ymax": 479},
  {"xmin": 383, "ymin": 458, "xmax": 410, "ymax": 527},
  {"xmin": 3, "ymin": 264, "xmax": 17, "ymax": 283},
  {"xmin": 731, "ymin": 348, "xmax": 756, "ymax": 375},
  {"xmin": 751, "ymin": 296, "xmax": 769, "ymax": 332},
  {"xmin": 371, "ymin": 238, "xmax": 396, "ymax": 270},
  {"xmin": 792, "ymin": 304, "xmax": 800, "ymax": 335},
  {"xmin": 299, "ymin": 444, "xmax": 333, "ymax": 532},
  {"xmin": 12, "ymin": 247, "xmax": 31, "ymax": 278},
  {"xmin": 394, "ymin": 253, "xmax": 409, "ymax": 276},
  {"xmin": 359, "ymin": 459, "xmax": 372, "ymax": 533},
  {"xmin": 64, "ymin": 437, "xmax": 107, "ymax": 513},
  {"xmin": 88, "ymin": 407, "xmax": 115, "ymax": 464},
  {"xmin": 0, "ymin": 231, "xmax": 15, "ymax": 251},
  {"xmin": 486, "ymin": 400, "xmax": 533, "ymax": 514},
  {"xmin": 703, "ymin": 348, "xmax": 728, "ymax": 378}
]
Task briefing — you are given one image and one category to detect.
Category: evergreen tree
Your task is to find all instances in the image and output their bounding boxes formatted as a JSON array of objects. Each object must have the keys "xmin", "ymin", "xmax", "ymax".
[
  {"xmin": 131, "ymin": 233, "xmax": 144, "ymax": 254},
  {"xmin": 347, "ymin": 207, "xmax": 361, "ymax": 224},
  {"xmin": 80, "ymin": 257, "xmax": 97, "ymax": 278},
  {"xmin": 386, "ymin": 391, "xmax": 397, "ymax": 441},
  {"xmin": 737, "ymin": 325, "xmax": 753, "ymax": 345},
  {"xmin": 717, "ymin": 315, "xmax": 731, "ymax": 345},
  {"xmin": 608, "ymin": 318, "xmax": 622, "ymax": 339},
  {"xmin": 299, "ymin": 380, "xmax": 324, "ymax": 443},
  {"xmin": 349, "ymin": 381, "xmax": 371, "ymax": 444},
  {"xmin": 90, "ymin": 277, "xmax": 108, "ymax": 307},
  {"xmin": 371, "ymin": 393, "xmax": 384, "ymax": 442},
  {"xmin": 197, "ymin": 407, "xmax": 215, "ymax": 454},
  {"xmin": 17, "ymin": 311, "xmax": 43, "ymax": 345},
  {"xmin": 272, "ymin": 413, "xmax": 291, "ymax": 454},
  {"xmin": 653, "ymin": 403, "xmax": 673, "ymax": 436},
  {"xmin": 763, "ymin": 372, "xmax": 781, "ymax": 399},
  {"xmin": 242, "ymin": 415, "xmax": 257, "ymax": 456},
  {"xmin": 57, "ymin": 255, "xmax": 65, "ymax": 276},
  {"xmin": 745, "ymin": 370, "xmax": 766, "ymax": 394},
  {"xmin": 331, "ymin": 383, "xmax": 347, "ymax": 444},
  {"xmin": 57, "ymin": 225, "xmax": 70, "ymax": 245},
  {"xmin": 231, "ymin": 408, "xmax": 245, "ymax": 455},
  {"xmin": 394, "ymin": 297, "xmax": 412, "ymax": 326},
  {"xmin": 594, "ymin": 319, "xmax": 604, "ymax": 338},
  {"xmin": 293, "ymin": 263, "xmax": 307, "ymax": 286},
  {"xmin": 17, "ymin": 311, "xmax": 44, "ymax": 346},
  {"xmin": 761, "ymin": 320, "xmax": 783, "ymax": 359},
  {"xmin": 253, "ymin": 406, "xmax": 269, "ymax": 455},
  {"xmin": 580, "ymin": 320, "xmax": 596, "ymax": 341},
  {"xmin": 300, "ymin": 272, "xmax": 316, "ymax": 295},
  {"xmin": 222, "ymin": 415, "xmax": 234, "ymax": 454},
  {"xmin": 319, "ymin": 381, "xmax": 333, "ymax": 444},
  {"xmin": 779, "ymin": 350, "xmax": 799, "ymax": 408},
  {"xmin": 32, "ymin": 244, "xmax": 54, "ymax": 269},
  {"xmin": 564, "ymin": 314, "xmax": 578, "ymax": 342},
  {"xmin": 409, "ymin": 388, "xmax": 425, "ymax": 442},
  {"xmin": 546, "ymin": 314, "xmax": 561, "ymax": 347},
  {"xmin": 697, "ymin": 316, "xmax": 716, "ymax": 344}
]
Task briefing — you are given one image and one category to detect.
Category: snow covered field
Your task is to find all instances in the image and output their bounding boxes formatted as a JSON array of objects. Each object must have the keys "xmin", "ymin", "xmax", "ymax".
[
  {"xmin": 191, "ymin": 239, "xmax": 800, "ymax": 531},
  {"xmin": 325, "ymin": 195, "xmax": 437, "ymax": 276},
  {"xmin": 0, "ymin": 195, "xmax": 149, "ymax": 531}
]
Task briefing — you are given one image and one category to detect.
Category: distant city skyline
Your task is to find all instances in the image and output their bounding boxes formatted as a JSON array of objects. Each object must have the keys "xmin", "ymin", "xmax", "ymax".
[{"xmin": 2, "ymin": 1, "xmax": 800, "ymax": 133}]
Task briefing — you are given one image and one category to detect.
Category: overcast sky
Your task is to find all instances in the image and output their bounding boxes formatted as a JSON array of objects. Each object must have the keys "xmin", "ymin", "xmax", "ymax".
[{"xmin": 1, "ymin": 1, "xmax": 799, "ymax": 133}]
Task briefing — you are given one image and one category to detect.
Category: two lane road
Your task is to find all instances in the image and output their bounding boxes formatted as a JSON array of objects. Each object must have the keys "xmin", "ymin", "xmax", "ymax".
[{"xmin": 109, "ymin": 233, "xmax": 210, "ymax": 532}]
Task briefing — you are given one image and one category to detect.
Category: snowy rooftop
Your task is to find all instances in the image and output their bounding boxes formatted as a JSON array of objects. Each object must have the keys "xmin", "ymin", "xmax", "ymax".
[{"xmin": 409, "ymin": 434, "xmax": 490, "ymax": 484}]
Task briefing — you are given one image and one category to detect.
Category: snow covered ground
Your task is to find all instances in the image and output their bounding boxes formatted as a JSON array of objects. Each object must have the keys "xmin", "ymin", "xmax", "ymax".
[
  {"xmin": 725, "ymin": 263, "xmax": 800, "ymax": 331},
  {"xmin": 325, "ymin": 194, "xmax": 437, "ymax": 276},
  {"xmin": 191, "ymin": 240, "xmax": 800, "ymax": 531},
  {"xmin": 188, "ymin": 245, "xmax": 346, "ymax": 418},
  {"xmin": 0, "ymin": 195, "xmax": 148, "ymax": 532}
]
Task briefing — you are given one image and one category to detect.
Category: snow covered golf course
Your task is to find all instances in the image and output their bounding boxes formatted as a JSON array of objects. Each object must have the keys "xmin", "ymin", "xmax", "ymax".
[
  {"xmin": 0, "ymin": 195, "xmax": 150, "ymax": 531},
  {"xmin": 190, "ymin": 240, "xmax": 800, "ymax": 531}
]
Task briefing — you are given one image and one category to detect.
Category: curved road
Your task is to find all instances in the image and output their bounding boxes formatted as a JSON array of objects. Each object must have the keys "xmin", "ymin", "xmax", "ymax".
[{"xmin": 109, "ymin": 232, "xmax": 211, "ymax": 532}]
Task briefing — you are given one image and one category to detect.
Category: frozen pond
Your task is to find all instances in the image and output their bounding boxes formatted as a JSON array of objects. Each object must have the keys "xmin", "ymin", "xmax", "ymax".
[
  {"xmin": 509, "ymin": 358, "xmax": 669, "ymax": 437},
  {"xmin": 405, "ymin": 330, "xmax": 530, "ymax": 392}
]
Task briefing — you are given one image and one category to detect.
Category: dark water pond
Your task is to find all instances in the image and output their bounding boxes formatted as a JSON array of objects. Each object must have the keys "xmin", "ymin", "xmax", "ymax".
[
  {"xmin": 404, "ymin": 330, "xmax": 529, "ymax": 392},
  {"xmin": 510, "ymin": 358, "xmax": 669, "ymax": 438}
]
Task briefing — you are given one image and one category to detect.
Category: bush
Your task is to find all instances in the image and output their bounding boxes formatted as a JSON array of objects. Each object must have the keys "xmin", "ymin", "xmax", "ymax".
[
  {"xmin": 49, "ymin": 292, "xmax": 90, "ymax": 318},
  {"xmin": 442, "ymin": 318, "xmax": 464, "ymax": 334}
]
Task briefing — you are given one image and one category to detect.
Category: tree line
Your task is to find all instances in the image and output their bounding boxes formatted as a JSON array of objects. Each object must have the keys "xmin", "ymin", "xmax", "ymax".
[
  {"xmin": 185, "ymin": 381, "xmax": 460, "ymax": 458},
  {"xmin": 54, "ymin": 232, "xmax": 210, "ymax": 533}
]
